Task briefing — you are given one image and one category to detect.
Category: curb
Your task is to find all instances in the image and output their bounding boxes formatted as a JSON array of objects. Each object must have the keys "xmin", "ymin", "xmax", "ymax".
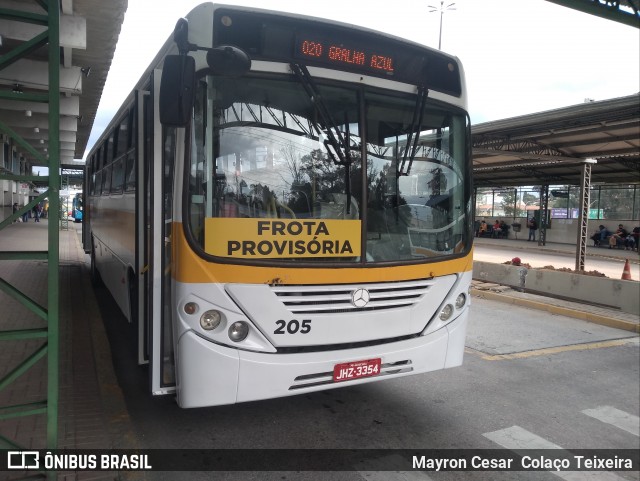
[{"xmin": 470, "ymin": 288, "xmax": 640, "ymax": 334}]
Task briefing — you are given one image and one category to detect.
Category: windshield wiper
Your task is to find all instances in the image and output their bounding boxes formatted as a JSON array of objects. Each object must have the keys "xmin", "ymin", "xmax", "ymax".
[
  {"xmin": 290, "ymin": 63, "xmax": 354, "ymax": 214},
  {"xmin": 399, "ymin": 85, "xmax": 428, "ymax": 176}
]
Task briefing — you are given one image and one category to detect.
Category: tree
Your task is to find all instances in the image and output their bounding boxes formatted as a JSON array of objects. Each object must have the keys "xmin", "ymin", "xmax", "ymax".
[
  {"xmin": 597, "ymin": 186, "xmax": 635, "ymax": 219},
  {"xmin": 500, "ymin": 189, "xmax": 518, "ymax": 217},
  {"xmin": 279, "ymin": 142, "xmax": 304, "ymax": 187},
  {"xmin": 523, "ymin": 191, "xmax": 538, "ymax": 207}
]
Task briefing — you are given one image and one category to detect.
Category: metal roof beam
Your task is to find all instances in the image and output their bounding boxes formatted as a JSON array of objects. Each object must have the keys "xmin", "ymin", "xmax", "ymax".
[
  {"xmin": 550, "ymin": 132, "xmax": 640, "ymax": 149},
  {"xmin": 472, "ymin": 148, "xmax": 580, "ymax": 163},
  {"xmin": 0, "ymin": 95, "xmax": 79, "ymax": 116},
  {"xmin": 473, "ymin": 137, "xmax": 571, "ymax": 158},
  {"xmin": 612, "ymin": 157, "xmax": 640, "ymax": 171},
  {"xmin": 0, "ymin": 113, "xmax": 77, "ymax": 130},
  {"xmin": 545, "ymin": 0, "xmax": 640, "ymax": 28},
  {"xmin": 472, "ymin": 95, "xmax": 640, "ymax": 136},
  {"xmin": 588, "ymin": 147, "xmax": 640, "ymax": 157},
  {"xmin": 0, "ymin": 14, "xmax": 86, "ymax": 49},
  {"xmin": 0, "ymin": 59, "xmax": 82, "ymax": 94},
  {"xmin": 477, "ymin": 165, "xmax": 571, "ymax": 184},
  {"xmin": 0, "ymin": 30, "xmax": 48, "ymax": 71},
  {"xmin": 13, "ymin": 128, "xmax": 76, "ymax": 143},
  {"xmin": 484, "ymin": 119, "xmax": 640, "ymax": 142}
]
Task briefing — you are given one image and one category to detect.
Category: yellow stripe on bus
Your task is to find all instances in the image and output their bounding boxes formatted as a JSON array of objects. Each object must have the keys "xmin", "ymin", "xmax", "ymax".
[{"xmin": 172, "ymin": 222, "xmax": 473, "ymax": 285}]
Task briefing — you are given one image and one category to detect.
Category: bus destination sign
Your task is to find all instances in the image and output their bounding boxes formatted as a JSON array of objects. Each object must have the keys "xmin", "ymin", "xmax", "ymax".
[{"xmin": 295, "ymin": 36, "xmax": 395, "ymax": 76}]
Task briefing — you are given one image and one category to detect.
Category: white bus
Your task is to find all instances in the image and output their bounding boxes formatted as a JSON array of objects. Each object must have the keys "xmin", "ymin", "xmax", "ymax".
[{"xmin": 84, "ymin": 3, "xmax": 473, "ymax": 408}]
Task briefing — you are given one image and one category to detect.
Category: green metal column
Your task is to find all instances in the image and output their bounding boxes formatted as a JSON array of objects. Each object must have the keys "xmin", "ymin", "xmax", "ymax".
[
  {"xmin": 47, "ymin": 0, "xmax": 61, "ymax": 451},
  {"xmin": 0, "ymin": 0, "xmax": 61, "ymax": 468}
]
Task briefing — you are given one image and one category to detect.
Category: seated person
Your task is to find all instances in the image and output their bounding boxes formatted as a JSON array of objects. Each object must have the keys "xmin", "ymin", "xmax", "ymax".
[
  {"xmin": 625, "ymin": 226, "xmax": 639, "ymax": 251},
  {"xmin": 609, "ymin": 224, "xmax": 628, "ymax": 249},
  {"xmin": 492, "ymin": 220, "xmax": 502, "ymax": 238},
  {"xmin": 499, "ymin": 220, "xmax": 509, "ymax": 238},
  {"xmin": 591, "ymin": 225, "xmax": 609, "ymax": 246},
  {"xmin": 478, "ymin": 220, "xmax": 488, "ymax": 237}
]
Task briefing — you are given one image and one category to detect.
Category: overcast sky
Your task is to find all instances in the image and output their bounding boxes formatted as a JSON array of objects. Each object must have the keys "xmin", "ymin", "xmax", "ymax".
[{"xmin": 85, "ymin": 0, "xmax": 640, "ymax": 160}]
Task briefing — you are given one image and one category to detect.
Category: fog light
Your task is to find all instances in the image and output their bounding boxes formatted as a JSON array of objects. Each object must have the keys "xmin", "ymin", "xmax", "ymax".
[
  {"xmin": 200, "ymin": 310, "xmax": 222, "ymax": 330},
  {"xmin": 439, "ymin": 304, "xmax": 454, "ymax": 321},
  {"xmin": 228, "ymin": 321, "xmax": 249, "ymax": 342},
  {"xmin": 184, "ymin": 302, "xmax": 199, "ymax": 315},
  {"xmin": 455, "ymin": 293, "xmax": 467, "ymax": 309}
]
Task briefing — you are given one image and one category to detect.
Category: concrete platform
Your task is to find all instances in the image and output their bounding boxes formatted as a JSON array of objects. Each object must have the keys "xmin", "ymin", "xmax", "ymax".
[{"xmin": 0, "ymin": 219, "xmax": 137, "ymax": 480}]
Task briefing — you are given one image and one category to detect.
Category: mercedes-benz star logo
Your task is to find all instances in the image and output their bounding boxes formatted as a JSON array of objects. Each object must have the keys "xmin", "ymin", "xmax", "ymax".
[{"xmin": 351, "ymin": 288, "xmax": 370, "ymax": 308}]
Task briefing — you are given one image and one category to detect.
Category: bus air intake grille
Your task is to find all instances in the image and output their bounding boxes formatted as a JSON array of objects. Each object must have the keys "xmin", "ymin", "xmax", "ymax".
[
  {"xmin": 289, "ymin": 360, "xmax": 413, "ymax": 390},
  {"xmin": 271, "ymin": 279, "xmax": 433, "ymax": 314}
]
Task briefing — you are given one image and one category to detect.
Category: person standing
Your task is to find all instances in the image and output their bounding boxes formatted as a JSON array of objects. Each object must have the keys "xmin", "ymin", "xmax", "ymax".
[{"xmin": 527, "ymin": 217, "xmax": 538, "ymax": 241}]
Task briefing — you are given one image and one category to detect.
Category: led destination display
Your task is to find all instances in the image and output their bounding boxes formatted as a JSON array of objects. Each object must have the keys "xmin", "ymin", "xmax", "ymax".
[
  {"xmin": 213, "ymin": 8, "xmax": 463, "ymax": 96},
  {"xmin": 296, "ymin": 37, "xmax": 395, "ymax": 75}
]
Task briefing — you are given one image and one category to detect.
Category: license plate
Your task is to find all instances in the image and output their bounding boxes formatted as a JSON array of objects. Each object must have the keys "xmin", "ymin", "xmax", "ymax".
[{"xmin": 333, "ymin": 358, "xmax": 381, "ymax": 382}]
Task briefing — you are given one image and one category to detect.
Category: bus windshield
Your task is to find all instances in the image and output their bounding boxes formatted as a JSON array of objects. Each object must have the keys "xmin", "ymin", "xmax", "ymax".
[{"xmin": 187, "ymin": 73, "xmax": 470, "ymax": 264}]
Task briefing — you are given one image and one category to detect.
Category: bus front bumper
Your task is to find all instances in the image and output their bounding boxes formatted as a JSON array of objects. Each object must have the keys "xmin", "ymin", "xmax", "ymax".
[{"xmin": 175, "ymin": 310, "xmax": 468, "ymax": 408}]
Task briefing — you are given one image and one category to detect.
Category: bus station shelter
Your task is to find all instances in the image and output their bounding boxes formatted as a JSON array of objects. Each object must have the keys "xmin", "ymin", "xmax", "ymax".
[{"xmin": 471, "ymin": 93, "xmax": 640, "ymax": 270}]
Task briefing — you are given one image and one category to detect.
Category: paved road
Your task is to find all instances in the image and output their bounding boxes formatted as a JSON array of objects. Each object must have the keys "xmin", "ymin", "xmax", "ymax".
[{"xmin": 93, "ymin": 282, "xmax": 640, "ymax": 481}]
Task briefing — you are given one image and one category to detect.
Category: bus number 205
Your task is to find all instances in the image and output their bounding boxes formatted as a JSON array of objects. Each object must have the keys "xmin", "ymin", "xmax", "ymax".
[{"xmin": 274, "ymin": 319, "xmax": 311, "ymax": 334}]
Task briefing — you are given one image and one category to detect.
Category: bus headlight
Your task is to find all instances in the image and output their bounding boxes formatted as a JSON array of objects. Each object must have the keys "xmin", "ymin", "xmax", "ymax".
[
  {"xmin": 455, "ymin": 293, "xmax": 467, "ymax": 309},
  {"xmin": 228, "ymin": 321, "xmax": 249, "ymax": 342},
  {"xmin": 439, "ymin": 304, "xmax": 454, "ymax": 321},
  {"xmin": 200, "ymin": 310, "xmax": 223, "ymax": 330},
  {"xmin": 184, "ymin": 302, "xmax": 199, "ymax": 315}
]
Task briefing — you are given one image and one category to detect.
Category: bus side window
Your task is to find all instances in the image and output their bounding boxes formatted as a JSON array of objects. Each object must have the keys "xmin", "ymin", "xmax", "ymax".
[
  {"xmin": 117, "ymin": 116, "xmax": 129, "ymax": 158},
  {"xmin": 111, "ymin": 157, "xmax": 125, "ymax": 194},
  {"xmin": 105, "ymin": 131, "xmax": 114, "ymax": 164},
  {"xmin": 127, "ymin": 108, "xmax": 135, "ymax": 148},
  {"xmin": 124, "ymin": 151, "xmax": 136, "ymax": 192},
  {"xmin": 96, "ymin": 146, "xmax": 103, "ymax": 171},
  {"xmin": 102, "ymin": 164, "xmax": 112, "ymax": 194},
  {"xmin": 89, "ymin": 154, "xmax": 96, "ymax": 195},
  {"xmin": 94, "ymin": 171, "xmax": 102, "ymax": 196},
  {"xmin": 112, "ymin": 123, "xmax": 121, "ymax": 160}
]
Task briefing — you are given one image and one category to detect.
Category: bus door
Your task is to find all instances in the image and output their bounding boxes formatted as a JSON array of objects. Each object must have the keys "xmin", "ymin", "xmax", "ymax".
[{"xmin": 139, "ymin": 73, "xmax": 176, "ymax": 395}]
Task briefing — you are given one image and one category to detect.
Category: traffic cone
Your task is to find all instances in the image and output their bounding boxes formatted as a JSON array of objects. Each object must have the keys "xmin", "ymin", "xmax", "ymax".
[{"xmin": 621, "ymin": 259, "xmax": 632, "ymax": 280}]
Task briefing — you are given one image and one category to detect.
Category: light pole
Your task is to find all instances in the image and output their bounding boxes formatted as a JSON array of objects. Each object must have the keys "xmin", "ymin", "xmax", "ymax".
[{"xmin": 428, "ymin": 1, "xmax": 456, "ymax": 50}]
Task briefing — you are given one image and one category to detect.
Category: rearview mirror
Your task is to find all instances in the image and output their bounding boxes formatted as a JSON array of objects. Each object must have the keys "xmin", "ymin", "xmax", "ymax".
[{"xmin": 159, "ymin": 55, "xmax": 195, "ymax": 127}]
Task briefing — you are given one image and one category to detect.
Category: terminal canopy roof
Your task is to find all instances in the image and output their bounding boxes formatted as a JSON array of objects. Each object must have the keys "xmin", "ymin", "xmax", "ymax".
[
  {"xmin": 0, "ymin": 0, "xmax": 127, "ymax": 167},
  {"xmin": 472, "ymin": 94, "xmax": 640, "ymax": 188}
]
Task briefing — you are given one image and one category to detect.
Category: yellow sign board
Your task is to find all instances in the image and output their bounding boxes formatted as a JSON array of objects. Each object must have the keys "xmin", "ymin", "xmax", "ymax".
[{"xmin": 204, "ymin": 218, "xmax": 361, "ymax": 259}]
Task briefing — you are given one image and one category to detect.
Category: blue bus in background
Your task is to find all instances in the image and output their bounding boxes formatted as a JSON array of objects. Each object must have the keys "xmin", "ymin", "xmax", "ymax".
[{"xmin": 72, "ymin": 192, "xmax": 83, "ymax": 222}]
